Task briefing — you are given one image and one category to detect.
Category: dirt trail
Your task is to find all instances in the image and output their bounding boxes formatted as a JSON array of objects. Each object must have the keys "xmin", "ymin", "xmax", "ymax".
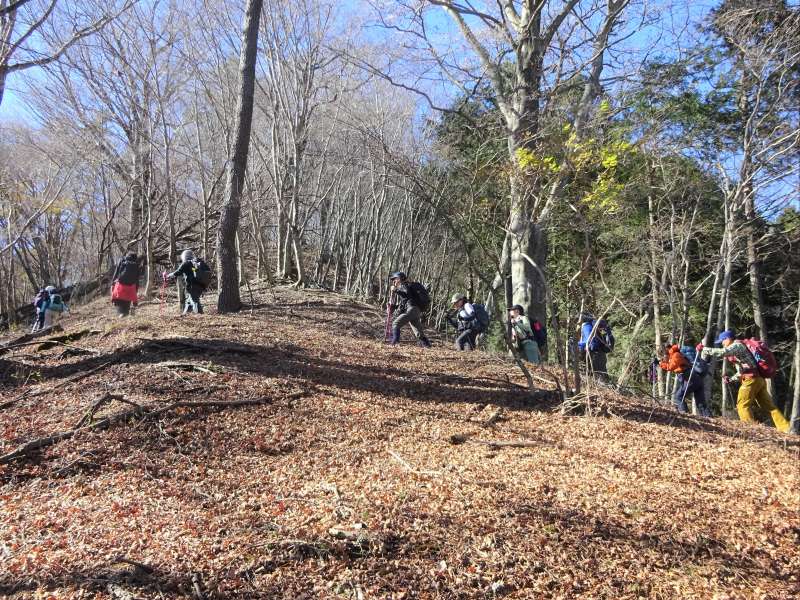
[{"xmin": 1, "ymin": 286, "xmax": 798, "ymax": 599}]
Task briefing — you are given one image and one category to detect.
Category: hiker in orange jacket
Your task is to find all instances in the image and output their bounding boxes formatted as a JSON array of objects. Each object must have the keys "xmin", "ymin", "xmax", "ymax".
[{"xmin": 659, "ymin": 344, "xmax": 710, "ymax": 416}]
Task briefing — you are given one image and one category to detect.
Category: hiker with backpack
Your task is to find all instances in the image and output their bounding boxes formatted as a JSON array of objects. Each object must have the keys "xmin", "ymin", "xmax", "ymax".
[
  {"xmin": 31, "ymin": 288, "xmax": 49, "ymax": 332},
  {"xmin": 531, "ymin": 318, "xmax": 547, "ymax": 356},
  {"xmin": 448, "ymin": 293, "xmax": 489, "ymax": 351},
  {"xmin": 699, "ymin": 330, "xmax": 790, "ymax": 432},
  {"xmin": 36, "ymin": 285, "xmax": 68, "ymax": 329},
  {"xmin": 659, "ymin": 342, "xmax": 711, "ymax": 417},
  {"xmin": 508, "ymin": 304, "xmax": 541, "ymax": 364},
  {"xmin": 111, "ymin": 251, "xmax": 140, "ymax": 317},
  {"xmin": 167, "ymin": 250, "xmax": 212, "ymax": 315},
  {"xmin": 578, "ymin": 314, "xmax": 614, "ymax": 381},
  {"xmin": 387, "ymin": 271, "xmax": 431, "ymax": 347}
]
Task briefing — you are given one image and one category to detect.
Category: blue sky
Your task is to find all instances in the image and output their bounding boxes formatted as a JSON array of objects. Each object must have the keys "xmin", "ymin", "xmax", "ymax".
[{"xmin": 2, "ymin": 0, "xmax": 796, "ymax": 212}]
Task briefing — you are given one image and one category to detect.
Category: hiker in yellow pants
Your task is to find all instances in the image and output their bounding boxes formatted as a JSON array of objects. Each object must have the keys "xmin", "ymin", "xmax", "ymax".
[{"xmin": 699, "ymin": 330, "xmax": 790, "ymax": 432}]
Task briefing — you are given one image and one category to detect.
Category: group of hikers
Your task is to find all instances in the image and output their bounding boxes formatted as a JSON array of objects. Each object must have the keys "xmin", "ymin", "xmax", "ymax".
[
  {"xmin": 108, "ymin": 249, "xmax": 211, "ymax": 317},
  {"xmin": 30, "ymin": 286, "xmax": 69, "ymax": 332},
  {"xmin": 387, "ymin": 272, "xmax": 549, "ymax": 361},
  {"xmin": 30, "ymin": 261, "xmax": 791, "ymax": 433},
  {"xmin": 387, "ymin": 271, "xmax": 790, "ymax": 434},
  {"xmin": 32, "ymin": 249, "xmax": 211, "ymax": 330}
]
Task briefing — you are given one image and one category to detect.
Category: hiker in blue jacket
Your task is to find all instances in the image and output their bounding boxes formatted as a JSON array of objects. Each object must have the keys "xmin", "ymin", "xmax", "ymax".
[{"xmin": 578, "ymin": 314, "xmax": 614, "ymax": 381}]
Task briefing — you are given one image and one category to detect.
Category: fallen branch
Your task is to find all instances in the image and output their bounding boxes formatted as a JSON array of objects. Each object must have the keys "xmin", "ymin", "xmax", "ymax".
[
  {"xmin": 191, "ymin": 572, "xmax": 205, "ymax": 600},
  {"xmin": 74, "ymin": 393, "xmax": 125, "ymax": 428},
  {"xmin": 0, "ymin": 387, "xmax": 31, "ymax": 411},
  {"xmin": 37, "ymin": 329, "xmax": 101, "ymax": 350},
  {"xmin": 388, "ymin": 449, "xmax": 441, "ymax": 476},
  {"xmin": 0, "ymin": 325, "xmax": 64, "ymax": 355},
  {"xmin": 136, "ymin": 337, "xmax": 259, "ymax": 355},
  {"xmin": 448, "ymin": 434, "xmax": 543, "ymax": 449},
  {"xmin": 0, "ymin": 396, "xmax": 275, "ymax": 466},
  {"xmin": 559, "ymin": 392, "xmax": 608, "ymax": 417},
  {"xmin": 0, "ymin": 339, "xmax": 98, "ymax": 354},
  {"xmin": 154, "ymin": 361, "xmax": 221, "ymax": 375},
  {"xmin": 476, "ymin": 439, "xmax": 540, "ymax": 449},
  {"xmin": 61, "ymin": 360, "xmax": 118, "ymax": 385}
]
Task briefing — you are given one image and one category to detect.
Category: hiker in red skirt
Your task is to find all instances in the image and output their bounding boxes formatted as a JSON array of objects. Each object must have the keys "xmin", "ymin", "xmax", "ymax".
[{"xmin": 111, "ymin": 252, "xmax": 140, "ymax": 317}]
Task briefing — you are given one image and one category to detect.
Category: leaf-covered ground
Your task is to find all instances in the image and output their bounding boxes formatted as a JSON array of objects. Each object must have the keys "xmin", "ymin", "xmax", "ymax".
[{"xmin": 1, "ymin": 285, "xmax": 798, "ymax": 599}]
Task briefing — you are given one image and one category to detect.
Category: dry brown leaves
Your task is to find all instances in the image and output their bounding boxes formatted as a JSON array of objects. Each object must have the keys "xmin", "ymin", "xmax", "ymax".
[{"xmin": 0, "ymin": 286, "xmax": 798, "ymax": 599}]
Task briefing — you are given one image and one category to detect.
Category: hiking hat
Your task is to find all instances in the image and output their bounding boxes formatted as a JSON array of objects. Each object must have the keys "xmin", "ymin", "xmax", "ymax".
[
  {"xmin": 389, "ymin": 271, "xmax": 406, "ymax": 281},
  {"xmin": 180, "ymin": 249, "xmax": 195, "ymax": 262},
  {"xmin": 451, "ymin": 293, "xmax": 466, "ymax": 305},
  {"xmin": 509, "ymin": 304, "xmax": 525, "ymax": 315},
  {"xmin": 45, "ymin": 285, "xmax": 56, "ymax": 293},
  {"xmin": 715, "ymin": 329, "xmax": 735, "ymax": 345}
]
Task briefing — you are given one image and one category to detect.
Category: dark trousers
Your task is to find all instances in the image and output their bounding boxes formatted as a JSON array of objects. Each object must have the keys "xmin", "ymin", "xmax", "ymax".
[
  {"xmin": 114, "ymin": 300, "xmax": 132, "ymax": 316},
  {"xmin": 184, "ymin": 284, "xmax": 204, "ymax": 314},
  {"xmin": 455, "ymin": 328, "xmax": 478, "ymax": 351},
  {"xmin": 582, "ymin": 350, "xmax": 608, "ymax": 382},
  {"xmin": 674, "ymin": 374, "xmax": 710, "ymax": 416}
]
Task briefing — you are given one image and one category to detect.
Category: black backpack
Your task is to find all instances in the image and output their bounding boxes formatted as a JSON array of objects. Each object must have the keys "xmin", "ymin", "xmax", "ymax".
[
  {"xmin": 33, "ymin": 289, "xmax": 49, "ymax": 309},
  {"xmin": 407, "ymin": 282, "xmax": 431, "ymax": 312},
  {"xmin": 532, "ymin": 320, "xmax": 547, "ymax": 347},
  {"xmin": 472, "ymin": 303, "xmax": 490, "ymax": 332},
  {"xmin": 193, "ymin": 259, "xmax": 213, "ymax": 288},
  {"xmin": 116, "ymin": 259, "xmax": 140, "ymax": 285}
]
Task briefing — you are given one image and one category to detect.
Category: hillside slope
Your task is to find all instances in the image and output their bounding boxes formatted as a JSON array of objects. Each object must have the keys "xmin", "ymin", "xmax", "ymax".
[{"xmin": 1, "ymin": 286, "xmax": 798, "ymax": 599}]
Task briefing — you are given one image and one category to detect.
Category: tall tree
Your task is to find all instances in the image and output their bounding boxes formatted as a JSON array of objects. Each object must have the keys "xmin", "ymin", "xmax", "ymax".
[
  {"xmin": 216, "ymin": 0, "xmax": 263, "ymax": 313},
  {"xmin": 376, "ymin": 0, "xmax": 630, "ymax": 324},
  {"xmin": 0, "ymin": 0, "xmax": 132, "ymax": 107}
]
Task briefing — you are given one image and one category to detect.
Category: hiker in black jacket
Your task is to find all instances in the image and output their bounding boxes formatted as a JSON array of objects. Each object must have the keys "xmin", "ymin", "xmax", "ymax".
[
  {"xmin": 388, "ymin": 271, "xmax": 431, "ymax": 347},
  {"xmin": 111, "ymin": 252, "xmax": 140, "ymax": 316},
  {"xmin": 167, "ymin": 250, "xmax": 205, "ymax": 314},
  {"xmin": 448, "ymin": 293, "xmax": 480, "ymax": 351}
]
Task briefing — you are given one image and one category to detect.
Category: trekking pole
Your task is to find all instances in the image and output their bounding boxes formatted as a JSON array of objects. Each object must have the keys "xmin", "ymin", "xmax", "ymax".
[
  {"xmin": 160, "ymin": 271, "xmax": 168, "ymax": 314},
  {"xmin": 384, "ymin": 287, "xmax": 395, "ymax": 343},
  {"xmin": 679, "ymin": 351, "xmax": 701, "ymax": 413},
  {"xmin": 384, "ymin": 302, "xmax": 392, "ymax": 342}
]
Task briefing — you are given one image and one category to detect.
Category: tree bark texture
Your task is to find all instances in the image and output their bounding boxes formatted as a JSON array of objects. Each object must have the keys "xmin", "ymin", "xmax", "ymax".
[{"xmin": 216, "ymin": 0, "xmax": 264, "ymax": 313}]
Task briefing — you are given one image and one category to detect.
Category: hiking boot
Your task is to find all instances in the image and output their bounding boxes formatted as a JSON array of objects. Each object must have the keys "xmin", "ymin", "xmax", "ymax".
[
  {"xmin": 390, "ymin": 327, "xmax": 401, "ymax": 346},
  {"xmin": 418, "ymin": 337, "xmax": 431, "ymax": 348}
]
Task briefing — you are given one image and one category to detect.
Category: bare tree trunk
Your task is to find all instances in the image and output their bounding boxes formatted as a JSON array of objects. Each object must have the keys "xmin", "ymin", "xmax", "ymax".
[
  {"xmin": 716, "ymin": 201, "xmax": 735, "ymax": 416},
  {"xmin": 647, "ymin": 188, "xmax": 665, "ymax": 401},
  {"xmin": 216, "ymin": 0, "xmax": 263, "ymax": 313},
  {"xmin": 791, "ymin": 288, "xmax": 800, "ymax": 434},
  {"xmin": 616, "ymin": 312, "xmax": 649, "ymax": 390}
]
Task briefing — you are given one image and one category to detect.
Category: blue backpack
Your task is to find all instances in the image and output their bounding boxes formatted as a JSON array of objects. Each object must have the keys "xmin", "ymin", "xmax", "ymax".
[{"xmin": 680, "ymin": 346, "xmax": 707, "ymax": 376}]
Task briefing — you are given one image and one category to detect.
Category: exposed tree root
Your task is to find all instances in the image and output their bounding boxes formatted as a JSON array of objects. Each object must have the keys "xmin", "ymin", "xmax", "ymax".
[{"xmin": 0, "ymin": 394, "xmax": 283, "ymax": 466}]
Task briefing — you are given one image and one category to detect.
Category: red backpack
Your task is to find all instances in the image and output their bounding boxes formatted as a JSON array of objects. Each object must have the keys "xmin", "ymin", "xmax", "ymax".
[{"xmin": 743, "ymin": 338, "xmax": 777, "ymax": 379}]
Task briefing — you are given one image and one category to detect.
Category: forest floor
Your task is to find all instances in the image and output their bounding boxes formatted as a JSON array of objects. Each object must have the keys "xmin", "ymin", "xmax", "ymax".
[{"xmin": 0, "ymin": 284, "xmax": 798, "ymax": 600}]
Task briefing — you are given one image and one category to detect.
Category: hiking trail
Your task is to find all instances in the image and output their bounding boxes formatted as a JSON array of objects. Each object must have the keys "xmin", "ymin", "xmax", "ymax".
[{"xmin": 1, "ymin": 285, "xmax": 798, "ymax": 599}]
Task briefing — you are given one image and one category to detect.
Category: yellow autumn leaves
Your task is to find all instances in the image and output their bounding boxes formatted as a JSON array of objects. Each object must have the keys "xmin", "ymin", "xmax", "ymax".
[{"xmin": 514, "ymin": 122, "xmax": 636, "ymax": 214}]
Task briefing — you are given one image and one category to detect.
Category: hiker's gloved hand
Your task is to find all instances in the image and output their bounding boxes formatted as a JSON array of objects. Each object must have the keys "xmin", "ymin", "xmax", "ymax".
[
  {"xmin": 722, "ymin": 375, "xmax": 730, "ymax": 384},
  {"xmin": 695, "ymin": 343, "xmax": 704, "ymax": 352}
]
